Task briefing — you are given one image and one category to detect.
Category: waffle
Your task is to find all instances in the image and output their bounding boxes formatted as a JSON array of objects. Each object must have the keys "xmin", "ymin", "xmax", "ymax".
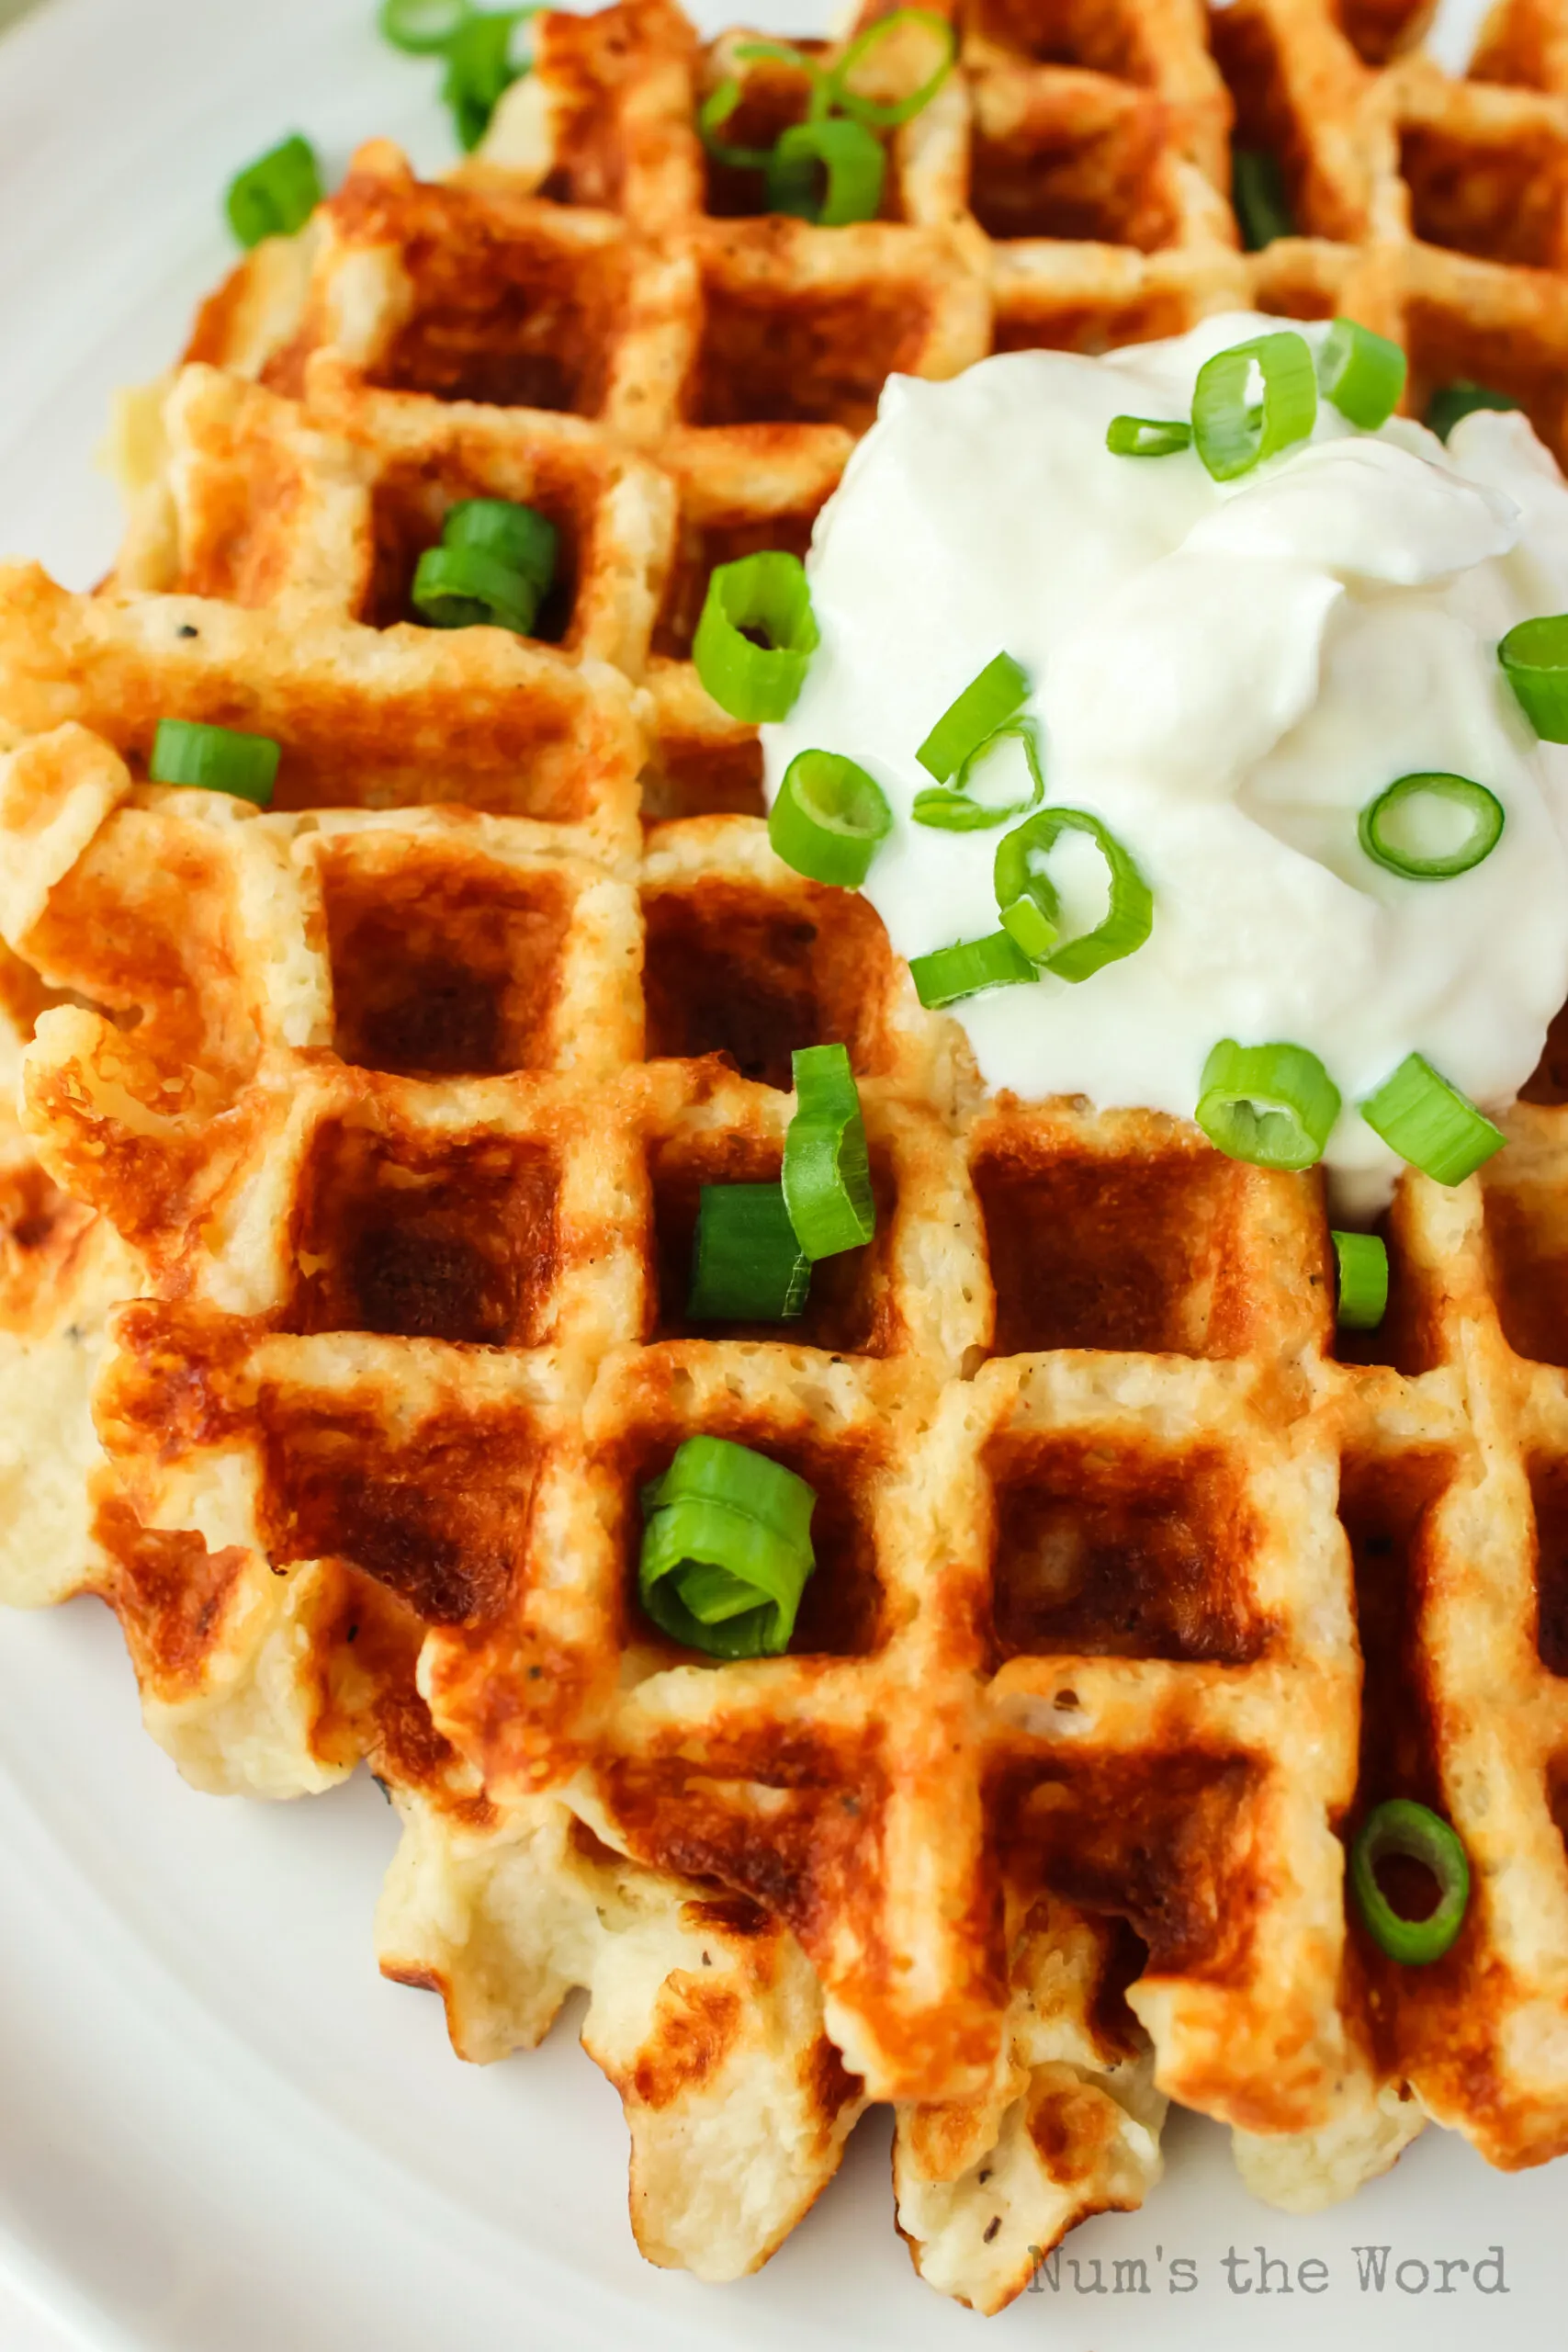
[{"xmin": 6, "ymin": 0, "xmax": 1568, "ymax": 2312}]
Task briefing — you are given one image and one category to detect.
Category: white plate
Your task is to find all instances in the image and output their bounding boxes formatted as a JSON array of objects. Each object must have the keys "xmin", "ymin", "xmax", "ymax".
[{"xmin": 0, "ymin": 0, "xmax": 1564, "ymax": 2344}]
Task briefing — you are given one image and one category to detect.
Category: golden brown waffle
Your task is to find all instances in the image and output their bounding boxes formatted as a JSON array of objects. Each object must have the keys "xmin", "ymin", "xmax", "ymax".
[{"xmin": 9, "ymin": 0, "xmax": 1568, "ymax": 2308}]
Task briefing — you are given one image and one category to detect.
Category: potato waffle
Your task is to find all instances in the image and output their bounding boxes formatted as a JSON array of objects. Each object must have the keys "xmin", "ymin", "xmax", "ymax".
[{"xmin": 6, "ymin": 0, "xmax": 1568, "ymax": 2312}]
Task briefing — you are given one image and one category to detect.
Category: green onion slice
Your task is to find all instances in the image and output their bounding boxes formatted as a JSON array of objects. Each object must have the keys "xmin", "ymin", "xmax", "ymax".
[
  {"xmin": 225, "ymin": 134, "xmax": 323, "ymax": 250},
  {"xmin": 770, "ymin": 750, "xmax": 890, "ymax": 887},
  {"xmin": 783, "ymin": 1043, "xmax": 874, "ymax": 1260},
  {"xmin": 1359, "ymin": 1052, "xmax": 1505, "ymax": 1185},
  {"xmin": 820, "ymin": 8, "xmax": 957, "ymax": 128},
  {"xmin": 441, "ymin": 8, "xmax": 535, "ymax": 152},
  {"xmin": 694, "ymin": 549, "xmax": 818, "ymax": 723},
  {"xmin": 1500, "ymin": 614, "xmax": 1568, "ymax": 743},
  {"xmin": 378, "ymin": 0, "xmax": 473, "ymax": 51},
  {"xmin": 1331, "ymin": 1229, "xmax": 1389, "ymax": 1330},
  {"xmin": 639, "ymin": 1435, "xmax": 816, "ymax": 1658},
  {"xmin": 1195, "ymin": 1038, "xmax": 1341, "ymax": 1171},
  {"xmin": 1427, "ymin": 381, "xmax": 1518, "ymax": 442},
  {"xmin": 1358, "ymin": 772, "xmax": 1503, "ymax": 880},
  {"xmin": 443, "ymin": 497, "xmax": 558, "ymax": 592},
  {"xmin": 1106, "ymin": 414, "xmax": 1193, "ymax": 458},
  {"xmin": 1191, "ymin": 330, "xmax": 1317, "ymax": 483},
  {"xmin": 994, "ymin": 807, "xmax": 1153, "ymax": 981},
  {"xmin": 1350, "ymin": 1797, "xmax": 1470, "ymax": 1966},
  {"xmin": 1231, "ymin": 148, "xmax": 1293, "ymax": 250},
  {"xmin": 412, "ymin": 545, "xmax": 538, "ymax": 634},
  {"xmin": 916, "ymin": 652, "xmax": 1030, "ymax": 785},
  {"xmin": 909, "ymin": 930, "xmax": 1037, "ymax": 1009},
  {"xmin": 697, "ymin": 76, "xmax": 776, "ymax": 172},
  {"xmin": 149, "ymin": 718, "xmax": 280, "ymax": 807},
  {"xmin": 687, "ymin": 1185, "xmax": 810, "ymax": 1321},
  {"xmin": 767, "ymin": 116, "xmax": 885, "ymax": 226},
  {"xmin": 1317, "ymin": 316, "xmax": 1406, "ymax": 432},
  {"xmin": 913, "ymin": 716, "xmax": 1045, "ymax": 832}
]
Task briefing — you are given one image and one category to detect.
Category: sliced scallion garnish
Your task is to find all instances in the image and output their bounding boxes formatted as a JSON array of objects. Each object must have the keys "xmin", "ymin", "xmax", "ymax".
[
  {"xmin": 1359, "ymin": 1053, "xmax": 1505, "ymax": 1185},
  {"xmin": 1427, "ymin": 381, "xmax": 1518, "ymax": 442},
  {"xmin": 912, "ymin": 716, "xmax": 1045, "ymax": 832},
  {"xmin": 770, "ymin": 750, "xmax": 890, "ymax": 887},
  {"xmin": 994, "ymin": 807, "xmax": 1153, "ymax": 980},
  {"xmin": 441, "ymin": 9, "xmax": 536, "ymax": 152},
  {"xmin": 1500, "ymin": 614, "xmax": 1568, "ymax": 742},
  {"xmin": 412, "ymin": 544, "xmax": 538, "ymax": 634},
  {"xmin": 149, "ymin": 719, "xmax": 281, "ymax": 807},
  {"xmin": 225, "ymin": 134, "xmax": 323, "ymax": 250},
  {"xmin": 1331, "ymin": 1229, "xmax": 1389, "ymax": 1330},
  {"xmin": 639, "ymin": 1436, "xmax": 816, "ymax": 1658},
  {"xmin": 1195, "ymin": 1038, "xmax": 1341, "ymax": 1171},
  {"xmin": 1317, "ymin": 316, "xmax": 1406, "ymax": 431},
  {"xmin": 1350, "ymin": 1798, "xmax": 1470, "ymax": 1965},
  {"xmin": 378, "ymin": 0, "xmax": 473, "ymax": 51},
  {"xmin": 698, "ymin": 75, "xmax": 776, "ymax": 171},
  {"xmin": 820, "ymin": 8, "xmax": 957, "ymax": 128},
  {"xmin": 1106, "ymin": 415, "xmax": 1192, "ymax": 458},
  {"xmin": 1231, "ymin": 148, "xmax": 1293, "ymax": 250},
  {"xmin": 767, "ymin": 116, "xmax": 886, "ymax": 224},
  {"xmin": 694, "ymin": 550, "xmax": 818, "ymax": 723},
  {"xmin": 783, "ymin": 1044, "xmax": 874, "ymax": 1260},
  {"xmin": 1191, "ymin": 329, "xmax": 1317, "ymax": 483},
  {"xmin": 1358, "ymin": 772, "xmax": 1503, "ymax": 880},
  {"xmin": 916, "ymin": 652, "xmax": 1030, "ymax": 785},
  {"xmin": 444, "ymin": 497, "xmax": 558, "ymax": 591},
  {"xmin": 909, "ymin": 930, "xmax": 1037, "ymax": 1009},
  {"xmin": 687, "ymin": 1185, "xmax": 810, "ymax": 1322}
]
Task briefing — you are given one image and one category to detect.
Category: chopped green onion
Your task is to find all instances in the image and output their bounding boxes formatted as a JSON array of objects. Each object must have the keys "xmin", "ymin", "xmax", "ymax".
[
  {"xmin": 1359, "ymin": 1053, "xmax": 1504, "ymax": 1185},
  {"xmin": 1191, "ymin": 330, "xmax": 1317, "ymax": 483},
  {"xmin": 909, "ymin": 930, "xmax": 1037, "ymax": 1010},
  {"xmin": 1350, "ymin": 1798, "xmax": 1470, "ymax": 1965},
  {"xmin": 440, "ymin": 8, "xmax": 535, "ymax": 151},
  {"xmin": 639, "ymin": 1435, "xmax": 816, "ymax": 1658},
  {"xmin": 1195, "ymin": 1038, "xmax": 1341, "ymax": 1172},
  {"xmin": 149, "ymin": 719, "xmax": 281, "ymax": 807},
  {"xmin": 1331, "ymin": 1229, "xmax": 1389, "ymax": 1330},
  {"xmin": 1358, "ymin": 772, "xmax": 1503, "ymax": 880},
  {"xmin": 697, "ymin": 75, "xmax": 776, "ymax": 171},
  {"xmin": 694, "ymin": 550, "xmax": 819, "ymax": 723},
  {"xmin": 1500, "ymin": 614, "xmax": 1568, "ymax": 742},
  {"xmin": 766, "ymin": 117, "xmax": 886, "ymax": 226},
  {"xmin": 225, "ymin": 135, "xmax": 323, "ymax": 250},
  {"xmin": 688, "ymin": 1185, "xmax": 810, "ymax": 1321},
  {"xmin": 411, "ymin": 545, "xmax": 538, "ymax": 633},
  {"xmin": 820, "ymin": 8, "xmax": 957, "ymax": 128},
  {"xmin": 1106, "ymin": 415, "xmax": 1192, "ymax": 458},
  {"xmin": 1317, "ymin": 316, "xmax": 1406, "ymax": 431},
  {"xmin": 916, "ymin": 653, "xmax": 1030, "ymax": 785},
  {"xmin": 994, "ymin": 806, "xmax": 1153, "ymax": 981},
  {"xmin": 1427, "ymin": 381, "xmax": 1518, "ymax": 442},
  {"xmin": 770, "ymin": 751, "xmax": 890, "ymax": 887},
  {"xmin": 1231, "ymin": 148, "xmax": 1293, "ymax": 250},
  {"xmin": 913, "ymin": 717, "xmax": 1045, "ymax": 831},
  {"xmin": 378, "ymin": 0, "xmax": 473, "ymax": 51},
  {"xmin": 443, "ymin": 498, "xmax": 558, "ymax": 592},
  {"xmin": 783, "ymin": 1043, "xmax": 874, "ymax": 1260}
]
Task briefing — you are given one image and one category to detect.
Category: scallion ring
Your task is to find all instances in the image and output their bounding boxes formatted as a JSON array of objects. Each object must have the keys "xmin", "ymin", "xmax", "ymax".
[
  {"xmin": 411, "ymin": 545, "xmax": 538, "ymax": 634},
  {"xmin": 1231, "ymin": 148, "xmax": 1293, "ymax": 251},
  {"xmin": 225, "ymin": 134, "xmax": 323, "ymax": 250},
  {"xmin": 1317, "ymin": 316, "xmax": 1406, "ymax": 431},
  {"xmin": 149, "ymin": 719, "xmax": 281, "ymax": 808},
  {"xmin": 819, "ymin": 8, "xmax": 957, "ymax": 129},
  {"xmin": 1350, "ymin": 1798, "xmax": 1470, "ymax": 1966},
  {"xmin": 916, "ymin": 651, "xmax": 1030, "ymax": 785},
  {"xmin": 1331, "ymin": 1229, "xmax": 1389, "ymax": 1330},
  {"xmin": 1106, "ymin": 414, "xmax": 1192, "ymax": 458},
  {"xmin": 913, "ymin": 716, "xmax": 1045, "ymax": 832},
  {"xmin": 783, "ymin": 1043, "xmax": 874, "ymax": 1260},
  {"xmin": 440, "ymin": 8, "xmax": 536, "ymax": 151},
  {"xmin": 378, "ymin": 0, "xmax": 473, "ymax": 52},
  {"xmin": 1359, "ymin": 1053, "xmax": 1505, "ymax": 1186},
  {"xmin": 1358, "ymin": 772, "xmax": 1503, "ymax": 880},
  {"xmin": 1195, "ymin": 1038, "xmax": 1341, "ymax": 1172},
  {"xmin": 697, "ymin": 75, "xmax": 776, "ymax": 171},
  {"xmin": 443, "ymin": 497, "xmax": 558, "ymax": 592},
  {"xmin": 1191, "ymin": 329, "xmax": 1317, "ymax": 483},
  {"xmin": 694, "ymin": 549, "xmax": 818, "ymax": 723},
  {"xmin": 1500, "ymin": 614, "xmax": 1568, "ymax": 743},
  {"xmin": 766, "ymin": 116, "xmax": 886, "ymax": 225},
  {"xmin": 909, "ymin": 930, "xmax": 1037, "ymax": 1010},
  {"xmin": 994, "ymin": 806, "xmax": 1153, "ymax": 981},
  {"xmin": 638, "ymin": 1435, "xmax": 816, "ymax": 1658},
  {"xmin": 1427, "ymin": 381, "xmax": 1518, "ymax": 442},
  {"xmin": 687, "ymin": 1185, "xmax": 810, "ymax": 1321},
  {"xmin": 770, "ymin": 750, "xmax": 891, "ymax": 887}
]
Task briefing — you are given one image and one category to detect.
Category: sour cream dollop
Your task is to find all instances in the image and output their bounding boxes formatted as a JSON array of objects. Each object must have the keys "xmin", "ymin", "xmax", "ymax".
[{"xmin": 761, "ymin": 312, "xmax": 1568, "ymax": 1212}]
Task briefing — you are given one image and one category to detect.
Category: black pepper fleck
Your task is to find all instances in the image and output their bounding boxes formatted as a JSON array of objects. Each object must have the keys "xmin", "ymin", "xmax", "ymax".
[
  {"xmin": 176, "ymin": 623, "xmax": 199, "ymax": 639},
  {"xmin": 983, "ymin": 2215, "xmax": 1002, "ymax": 2245}
]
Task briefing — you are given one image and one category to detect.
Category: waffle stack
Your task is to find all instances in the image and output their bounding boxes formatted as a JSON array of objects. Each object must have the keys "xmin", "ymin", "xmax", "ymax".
[{"xmin": 4, "ymin": 0, "xmax": 1568, "ymax": 2312}]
